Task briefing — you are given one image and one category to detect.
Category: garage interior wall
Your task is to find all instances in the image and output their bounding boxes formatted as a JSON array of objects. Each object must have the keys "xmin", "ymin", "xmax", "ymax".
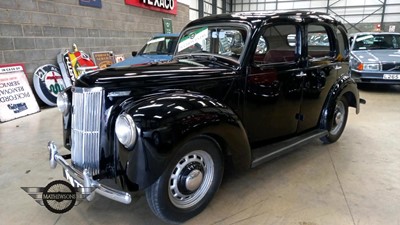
[
  {"xmin": 0, "ymin": 0, "xmax": 189, "ymax": 84},
  {"xmin": 231, "ymin": 0, "xmax": 400, "ymax": 33},
  {"xmin": 189, "ymin": 0, "xmax": 230, "ymax": 20}
]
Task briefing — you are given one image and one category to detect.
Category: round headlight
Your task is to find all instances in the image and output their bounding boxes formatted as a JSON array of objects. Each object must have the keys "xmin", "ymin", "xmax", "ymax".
[
  {"xmin": 115, "ymin": 113, "xmax": 137, "ymax": 149},
  {"xmin": 57, "ymin": 92, "xmax": 69, "ymax": 114}
]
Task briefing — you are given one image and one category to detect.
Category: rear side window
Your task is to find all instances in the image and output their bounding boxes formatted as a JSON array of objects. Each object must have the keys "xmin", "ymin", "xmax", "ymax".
[
  {"xmin": 253, "ymin": 24, "xmax": 297, "ymax": 65},
  {"xmin": 336, "ymin": 27, "xmax": 349, "ymax": 60},
  {"xmin": 307, "ymin": 24, "xmax": 333, "ymax": 59}
]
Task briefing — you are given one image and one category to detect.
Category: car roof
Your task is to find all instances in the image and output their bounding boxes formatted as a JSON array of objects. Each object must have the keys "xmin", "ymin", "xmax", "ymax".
[{"xmin": 185, "ymin": 10, "xmax": 340, "ymax": 28}]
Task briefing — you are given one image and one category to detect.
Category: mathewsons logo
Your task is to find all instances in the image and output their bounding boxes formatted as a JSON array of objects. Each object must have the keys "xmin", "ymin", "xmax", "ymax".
[
  {"xmin": 125, "ymin": 0, "xmax": 177, "ymax": 15},
  {"xmin": 21, "ymin": 180, "xmax": 95, "ymax": 214}
]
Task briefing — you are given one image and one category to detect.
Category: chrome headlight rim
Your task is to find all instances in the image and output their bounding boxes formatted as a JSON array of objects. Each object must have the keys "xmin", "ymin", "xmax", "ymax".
[
  {"xmin": 56, "ymin": 92, "xmax": 70, "ymax": 115},
  {"xmin": 115, "ymin": 113, "xmax": 137, "ymax": 149}
]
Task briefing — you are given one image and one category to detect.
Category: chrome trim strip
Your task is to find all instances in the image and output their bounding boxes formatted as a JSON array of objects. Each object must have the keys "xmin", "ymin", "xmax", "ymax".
[{"xmin": 48, "ymin": 141, "xmax": 132, "ymax": 204}]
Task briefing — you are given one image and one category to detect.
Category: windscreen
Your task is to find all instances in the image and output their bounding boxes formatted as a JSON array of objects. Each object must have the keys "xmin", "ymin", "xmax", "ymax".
[
  {"xmin": 353, "ymin": 34, "xmax": 400, "ymax": 50},
  {"xmin": 142, "ymin": 36, "xmax": 178, "ymax": 55},
  {"xmin": 176, "ymin": 26, "xmax": 249, "ymax": 60}
]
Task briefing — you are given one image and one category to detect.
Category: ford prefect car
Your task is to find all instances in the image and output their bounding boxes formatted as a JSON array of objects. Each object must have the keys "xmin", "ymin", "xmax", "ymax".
[
  {"xmin": 349, "ymin": 32, "xmax": 400, "ymax": 84},
  {"xmin": 49, "ymin": 11, "xmax": 363, "ymax": 224}
]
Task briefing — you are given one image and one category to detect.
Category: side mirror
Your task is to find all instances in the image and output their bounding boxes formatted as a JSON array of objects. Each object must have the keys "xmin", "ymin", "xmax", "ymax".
[{"xmin": 132, "ymin": 51, "xmax": 137, "ymax": 57}]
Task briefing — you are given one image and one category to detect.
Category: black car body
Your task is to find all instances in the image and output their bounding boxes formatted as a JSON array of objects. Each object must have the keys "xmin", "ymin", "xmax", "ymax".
[
  {"xmin": 49, "ymin": 11, "xmax": 362, "ymax": 224},
  {"xmin": 349, "ymin": 32, "xmax": 400, "ymax": 84}
]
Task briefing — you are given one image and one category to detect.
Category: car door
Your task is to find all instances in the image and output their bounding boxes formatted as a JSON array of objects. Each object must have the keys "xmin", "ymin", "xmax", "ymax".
[
  {"xmin": 296, "ymin": 23, "xmax": 340, "ymax": 132},
  {"xmin": 244, "ymin": 23, "xmax": 304, "ymax": 145}
]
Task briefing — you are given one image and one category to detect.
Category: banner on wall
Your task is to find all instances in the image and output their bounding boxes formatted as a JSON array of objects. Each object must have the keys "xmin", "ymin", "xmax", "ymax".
[
  {"xmin": 79, "ymin": 0, "xmax": 102, "ymax": 8},
  {"xmin": 125, "ymin": 0, "xmax": 177, "ymax": 15},
  {"xmin": 0, "ymin": 64, "xmax": 40, "ymax": 123},
  {"xmin": 163, "ymin": 18, "xmax": 173, "ymax": 34}
]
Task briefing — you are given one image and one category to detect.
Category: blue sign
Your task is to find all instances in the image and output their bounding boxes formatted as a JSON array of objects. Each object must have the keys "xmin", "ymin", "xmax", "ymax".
[{"xmin": 79, "ymin": 0, "xmax": 102, "ymax": 8}]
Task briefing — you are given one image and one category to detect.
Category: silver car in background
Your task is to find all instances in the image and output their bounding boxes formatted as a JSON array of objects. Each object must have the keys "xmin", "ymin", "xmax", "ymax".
[{"xmin": 349, "ymin": 32, "xmax": 400, "ymax": 84}]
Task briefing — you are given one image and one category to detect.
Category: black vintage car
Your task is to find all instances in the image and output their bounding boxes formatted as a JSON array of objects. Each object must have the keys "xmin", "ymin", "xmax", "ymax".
[{"xmin": 49, "ymin": 11, "xmax": 363, "ymax": 224}]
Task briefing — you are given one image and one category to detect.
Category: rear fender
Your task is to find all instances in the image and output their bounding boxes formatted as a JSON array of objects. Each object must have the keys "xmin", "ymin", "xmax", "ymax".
[{"xmin": 320, "ymin": 75, "xmax": 360, "ymax": 129}]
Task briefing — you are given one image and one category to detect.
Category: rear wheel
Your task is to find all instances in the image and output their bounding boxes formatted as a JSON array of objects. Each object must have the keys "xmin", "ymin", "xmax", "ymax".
[
  {"xmin": 146, "ymin": 138, "xmax": 223, "ymax": 224},
  {"xmin": 321, "ymin": 96, "xmax": 349, "ymax": 144}
]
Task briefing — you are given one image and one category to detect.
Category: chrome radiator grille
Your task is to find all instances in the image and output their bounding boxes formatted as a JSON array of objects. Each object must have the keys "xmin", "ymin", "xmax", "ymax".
[{"xmin": 71, "ymin": 87, "xmax": 103, "ymax": 175}]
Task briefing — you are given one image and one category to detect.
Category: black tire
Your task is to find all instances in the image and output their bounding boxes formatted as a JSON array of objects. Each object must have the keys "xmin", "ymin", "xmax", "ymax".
[
  {"xmin": 321, "ymin": 96, "xmax": 349, "ymax": 144},
  {"xmin": 146, "ymin": 137, "xmax": 224, "ymax": 224}
]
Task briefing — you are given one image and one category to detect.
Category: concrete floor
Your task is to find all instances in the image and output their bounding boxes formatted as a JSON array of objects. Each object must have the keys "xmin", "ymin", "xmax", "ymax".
[{"xmin": 1, "ymin": 85, "xmax": 400, "ymax": 225}]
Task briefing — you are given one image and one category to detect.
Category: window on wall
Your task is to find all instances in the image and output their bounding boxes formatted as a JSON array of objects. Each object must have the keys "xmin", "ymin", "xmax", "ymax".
[
  {"xmin": 189, "ymin": 0, "xmax": 231, "ymax": 20},
  {"xmin": 189, "ymin": 0, "xmax": 199, "ymax": 21},
  {"xmin": 190, "ymin": 9, "xmax": 199, "ymax": 21},
  {"xmin": 204, "ymin": 0, "xmax": 213, "ymax": 14}
]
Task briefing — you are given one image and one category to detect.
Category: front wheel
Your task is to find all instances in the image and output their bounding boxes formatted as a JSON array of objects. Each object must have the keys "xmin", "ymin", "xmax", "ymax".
[
  {"xmin": 321, "ymin": 96, "xmax": 349, "ymax": 144},
  {"xmin": 146, "ymin": 137, "xmax": 224, "ymax": 224}
]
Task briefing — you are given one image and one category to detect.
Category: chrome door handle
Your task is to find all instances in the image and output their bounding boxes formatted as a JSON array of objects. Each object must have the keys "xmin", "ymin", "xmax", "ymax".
[{"xmin": 296, "ymin": 71, "xmax": 306, "ymax": 77}]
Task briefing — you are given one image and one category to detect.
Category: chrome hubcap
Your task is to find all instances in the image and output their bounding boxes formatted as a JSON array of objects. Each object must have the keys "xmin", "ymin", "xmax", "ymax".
[
  {"xmin": 335, "ymin": 111, "xmax": 343, "ymax": 125},
  {"xmin": 168, "ymin": 150, "xmax": 214, "ymax": 209},
  {"xmin": 331, "ymin": 100, "xmax": 345, "ymax": 135},
  {"xmin": 185, "ymin": 170, "xmax": 203, "ymax": 192}
]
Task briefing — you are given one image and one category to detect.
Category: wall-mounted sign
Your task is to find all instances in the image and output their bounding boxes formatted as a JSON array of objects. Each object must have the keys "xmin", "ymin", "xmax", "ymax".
[
  {"xmin": 79, "ymin": 0, "xmax": 102, "ymax": 8},
  {"xmin": 0, "ymin": 63, "xmax": 40, "ymax": 122},
  {"xmin": 163, "ymin": 18, "xmax": 173, "ymax": 34},
  {"xmin": 115, "ymin": 54, "xmax": 126, "ymax": 63},
  {"xmin": 389, "ymin": 25, "xmax": 396, "ymax": 32},
  {"xmin": 57, "ymin": 44, "xmax": 97, "ymax": 88},
  {"xmin": 125, "ymin": 0, "xmax": 177, "ymax": 15},
  {"xmin": 33, "ymin": 64, "xmax": 65, "ymax": 106},
  {"xmin": 92, "ymin": 51, "xmax": 115, "ymax": 69}
]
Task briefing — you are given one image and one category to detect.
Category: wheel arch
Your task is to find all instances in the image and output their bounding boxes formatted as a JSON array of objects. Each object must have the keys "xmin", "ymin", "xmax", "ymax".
[
  {"xmin": 117, "ymin": 91, "xmax": 251, "ymax": 191},
  {"xmin": 319, "ymin": 75, "xmax": 360, "ymax": 130}
]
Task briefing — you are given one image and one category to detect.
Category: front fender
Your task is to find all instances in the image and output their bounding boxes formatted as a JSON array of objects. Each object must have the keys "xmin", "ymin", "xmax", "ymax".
[
  {"xmin": 319, "ymin": 74, "xmax": 361, "ymax": 129},
  {"xmin": 118, "ymin": 91, "xmax": 251, "ymax": 190}
]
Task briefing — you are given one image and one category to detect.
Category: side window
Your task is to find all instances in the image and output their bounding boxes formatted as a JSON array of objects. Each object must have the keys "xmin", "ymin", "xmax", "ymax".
[
  {"xmin": 336, "ymin": 27, "xmax": 349, "ymax": 60},
  {"xmin": 307, "ymin": 25, "xmax": 333, "ymax": 59},
  {"xmin": 253, "ymin": 24, "xmax": 297, "ymax": 65}
]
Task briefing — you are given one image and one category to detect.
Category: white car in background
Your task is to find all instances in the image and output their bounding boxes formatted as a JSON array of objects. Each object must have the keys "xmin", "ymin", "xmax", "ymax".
[{"xmin": 349, "ymin": 32, "xmax": 400, "ymax": 84}]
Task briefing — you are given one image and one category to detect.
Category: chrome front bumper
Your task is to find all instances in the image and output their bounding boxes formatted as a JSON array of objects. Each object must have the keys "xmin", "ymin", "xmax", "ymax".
[{"xmin": 48, "ymin": 141, "xmax": 132, "ymax": 204}]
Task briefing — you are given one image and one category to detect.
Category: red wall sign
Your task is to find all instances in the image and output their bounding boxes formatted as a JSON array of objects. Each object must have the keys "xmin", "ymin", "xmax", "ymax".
[{"xmin": 125, "ymin": 0, "xmax": 177, "ymax": 15}]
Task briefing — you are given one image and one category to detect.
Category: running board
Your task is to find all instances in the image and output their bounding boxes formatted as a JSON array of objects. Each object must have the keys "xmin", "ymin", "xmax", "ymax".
[{"xmin": 251, "ymin": 129, "xmax": 328, "ymax": 168}]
